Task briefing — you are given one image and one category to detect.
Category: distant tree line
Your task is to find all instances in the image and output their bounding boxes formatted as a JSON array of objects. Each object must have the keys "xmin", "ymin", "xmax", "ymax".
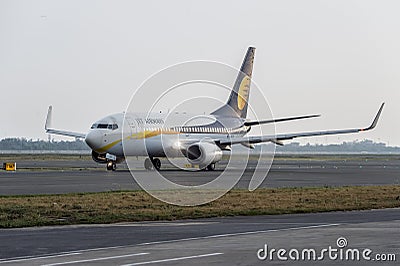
[
  {"xmin": 0, "ymin": 138, "xmax": 89, "ymax": 150},
  {"xmin": 275, "ymin": 139, "xmax": 400, "ymax": 153}
]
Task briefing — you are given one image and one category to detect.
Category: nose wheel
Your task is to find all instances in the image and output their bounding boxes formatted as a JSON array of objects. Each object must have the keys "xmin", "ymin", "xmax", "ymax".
[
  {"xmin": 106, "ymin": 161, "xmax": 116, "ymax": 171},
  {"xmin": 144, "ymin": 158, "xmax": 161, "ymax": 170}
]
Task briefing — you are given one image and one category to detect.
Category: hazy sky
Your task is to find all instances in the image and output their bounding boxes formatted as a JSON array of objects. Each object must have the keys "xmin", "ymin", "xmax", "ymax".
[{"xmin": 1, "ymin": 0, "xmax": 399, "ymax": 145}]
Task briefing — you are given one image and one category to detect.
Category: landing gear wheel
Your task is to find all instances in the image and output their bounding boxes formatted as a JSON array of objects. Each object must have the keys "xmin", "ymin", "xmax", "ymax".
[
  {"xmin": 152, "ymin": 158, "xmax": 161, "ymax": 171},
  {"xmin": 144, "ymin": 158, "xmax": 153, "ymax": 170},
  {"xmin": 107, "ymin": 161, "xmax": 116, "ymax": 171},
  {"xmin": 207, "ymin": 163, "xmax": 216, "ymax": 171}
]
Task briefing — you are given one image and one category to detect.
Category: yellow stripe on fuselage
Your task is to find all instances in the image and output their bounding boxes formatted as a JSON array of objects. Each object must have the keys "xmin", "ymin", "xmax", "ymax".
[
  {"xmin": 129, "ymin": 129, "xmax": 179, "ymax": 140},
  {"xmin": 96, "ymin": 129, "xmax": 179, "ymax": 153}
]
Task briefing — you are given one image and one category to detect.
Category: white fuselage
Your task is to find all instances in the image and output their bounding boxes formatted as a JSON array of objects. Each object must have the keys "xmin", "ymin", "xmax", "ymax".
[{"xmin": 85, "ymin": 112, "xmax": 249, "ymax": 160}]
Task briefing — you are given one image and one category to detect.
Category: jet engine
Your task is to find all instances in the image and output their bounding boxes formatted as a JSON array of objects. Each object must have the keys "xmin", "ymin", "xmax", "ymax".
[{"xmin": 185, "ymin": 142, "xmax": 222, "ymax": 167}]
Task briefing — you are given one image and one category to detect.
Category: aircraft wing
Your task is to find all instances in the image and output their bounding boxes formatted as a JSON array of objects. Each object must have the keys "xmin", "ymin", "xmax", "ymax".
[
  {"xmin": 45, "ymin": 106, "xmax": 86, "ymax": 139},
  {"xmin": 217, "ymin": 103, "xmax": 384, "ymax": 147},
  {"xmin": 244, "ymin": 114, "xmax": 320, "ymax": 126},
  {"xmin": 45, "ymin": 128, "xmax": 86, "ymax": 139}
]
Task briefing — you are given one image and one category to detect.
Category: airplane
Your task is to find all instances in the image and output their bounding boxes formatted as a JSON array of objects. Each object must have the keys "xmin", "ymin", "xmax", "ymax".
[{"xmin": 45, "ymin": 47, "xmax": 384, "ymax": 171}]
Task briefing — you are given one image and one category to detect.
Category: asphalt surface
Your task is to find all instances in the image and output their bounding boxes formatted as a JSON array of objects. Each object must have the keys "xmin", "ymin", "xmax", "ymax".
[
  {"xmin": 0, "ymin": 209, "xmax": 398, "ymax": 265},
  {"xmin": 0, "ymin": 156, "xmax": 399, "ymax": 195},
  {"xmin": 0, "ymin": 156, "xmax": 399, "ymax": 265}
]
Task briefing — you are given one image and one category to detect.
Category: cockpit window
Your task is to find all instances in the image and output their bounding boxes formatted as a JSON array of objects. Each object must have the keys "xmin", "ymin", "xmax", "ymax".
[
  {"xmin": 91, "ymin": 123, "xmax": 118, "ymax": 130},
  {"xmin": 107, "ymin": 124, "xmax": 118, "ymax": 130},
  {"xmin": 97, "ymin": 124, "xmax": 109, "ymax": 129}
]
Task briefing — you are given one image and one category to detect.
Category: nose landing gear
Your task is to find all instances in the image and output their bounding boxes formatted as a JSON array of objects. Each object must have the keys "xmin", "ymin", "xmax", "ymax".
[
  {"xmin": 105, "ymin": 153, "xmax": 117, "ymax": 171},
  {"xmin": 106, "ymin": 161, "xmax": 116, "ymax": 171}
]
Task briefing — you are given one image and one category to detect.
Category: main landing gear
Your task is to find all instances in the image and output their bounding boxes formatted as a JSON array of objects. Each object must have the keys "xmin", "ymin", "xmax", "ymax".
[
  {"xmin": 144, "ymin": 158, "xmax": 161, "ymax": 171},
  {"xmin": 206, "ymin": 163, "xmax": 216, "ymax": 171},
  {"xmin": 143, "ymin": 158, "xmax": 215, "ymax": 171},
  {"xmin": 201, "ymin": 163, "xmax": 216, "ymax": 171},
  {"xmin": 106, "ymin": 161, "xmax": 116, "ymax": 171}
]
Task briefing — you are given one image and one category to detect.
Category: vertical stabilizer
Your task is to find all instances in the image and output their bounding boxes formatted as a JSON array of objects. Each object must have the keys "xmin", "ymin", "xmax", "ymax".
[{"xmin": 212, "ymin": 47, "xmax": 255, "ymax": 118}]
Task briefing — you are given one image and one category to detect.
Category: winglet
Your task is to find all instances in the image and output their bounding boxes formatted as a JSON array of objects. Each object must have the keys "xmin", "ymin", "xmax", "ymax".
[
  {"xmin": 45, "ymin": 105, "xmax": 53, "ymax": 131},
  {"xmin": 362, "ymin": 103, "xmax": 384, "ymax": 131}
]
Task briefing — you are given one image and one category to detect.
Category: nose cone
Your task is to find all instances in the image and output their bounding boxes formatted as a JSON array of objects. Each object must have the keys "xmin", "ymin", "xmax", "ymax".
[{"xmin": 85, "ymin": 130, "xmax": 103, "ymax": 151}]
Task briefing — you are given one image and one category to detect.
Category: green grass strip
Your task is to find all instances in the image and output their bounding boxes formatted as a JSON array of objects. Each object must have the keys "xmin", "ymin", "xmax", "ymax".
[{"xmin": 0, "ymin": 185, "xmax": 399, "ymax": 228}]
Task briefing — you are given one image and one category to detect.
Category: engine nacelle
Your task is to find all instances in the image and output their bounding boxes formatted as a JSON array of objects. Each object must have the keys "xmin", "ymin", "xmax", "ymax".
[{"xmin": 186, "ymin": 142, "xmax": 222, "ymax": 167}]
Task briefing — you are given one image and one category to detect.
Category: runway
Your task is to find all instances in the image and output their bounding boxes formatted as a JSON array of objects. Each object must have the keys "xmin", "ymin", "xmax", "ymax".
[
  {"xmin": 0, "ymin": 155, "xmax": 399, "ymax": 195},
  {"xmin": 0, "ymin": 209, "xmax": 398, "ymax": 265}
]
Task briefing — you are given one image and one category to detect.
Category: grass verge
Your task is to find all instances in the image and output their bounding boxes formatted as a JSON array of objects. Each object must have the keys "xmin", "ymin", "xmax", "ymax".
[{"xmin": 1, "ymin": 185, "xmax": 399, "ymax": 228}]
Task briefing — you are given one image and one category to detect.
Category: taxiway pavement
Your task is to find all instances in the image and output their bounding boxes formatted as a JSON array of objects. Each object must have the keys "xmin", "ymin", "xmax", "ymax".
[
  {"xmin": 0, "ymin": 156, "xmax": 398, "ymax": 195},
  {"xmin": 0, "ymin": 209, "xmax": 398, "ymax": 265}
]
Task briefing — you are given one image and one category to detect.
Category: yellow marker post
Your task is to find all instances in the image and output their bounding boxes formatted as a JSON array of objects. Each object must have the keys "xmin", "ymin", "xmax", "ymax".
[{"xmin": 3, "ymin": 162, "xmax": 16, "ymax": 171}]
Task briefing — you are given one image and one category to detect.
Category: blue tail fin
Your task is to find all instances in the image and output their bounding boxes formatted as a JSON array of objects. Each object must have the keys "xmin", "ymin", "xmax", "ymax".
[{"xmin": 212, "ymin": 47, "xmax": 255, "ymax": 118}]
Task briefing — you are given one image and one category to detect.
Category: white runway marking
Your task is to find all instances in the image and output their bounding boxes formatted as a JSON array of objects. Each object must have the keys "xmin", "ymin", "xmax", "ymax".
[
  {"xmin": 137, "ymin": 223, "xmax": 340, "ymax": 246},
  {"xmin": 0, "ymin": 253, "xmax": 82, "ymax": 264},
  {"xmin": 0, "ymin": 223, "xmax": 340, "ymax": 264},
  {"xmin": 41, "ymin": 253, "xmax": 149, "ymax": 266},
  {"xmin": 120, "ymin": 253, "xmax": 223, "ymax": 266}
]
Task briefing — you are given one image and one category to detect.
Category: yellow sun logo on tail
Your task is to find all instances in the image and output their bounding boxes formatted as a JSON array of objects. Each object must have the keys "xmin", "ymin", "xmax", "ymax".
[{"xmin": 237, "ymin": 76, "xmax": 250, "ymax": 110}]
